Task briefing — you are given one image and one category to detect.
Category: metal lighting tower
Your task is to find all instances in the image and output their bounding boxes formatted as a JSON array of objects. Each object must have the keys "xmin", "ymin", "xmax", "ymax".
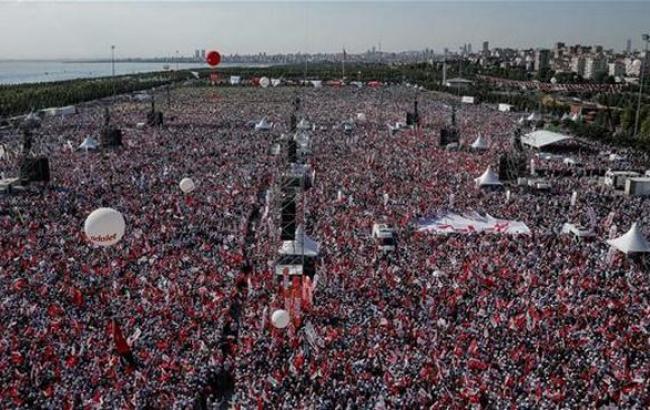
[
  {"xmin": 633, "ymin": 33, "xmax": 649, "ymax": 138},
  {"xmin": 111, "ymin": 45, "xmax": 116, "ymax": 97}
]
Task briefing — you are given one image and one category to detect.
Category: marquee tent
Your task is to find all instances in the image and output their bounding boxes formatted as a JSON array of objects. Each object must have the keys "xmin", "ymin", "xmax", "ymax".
[
  {"xmin": 78, "ymin": 137, "xmax": 99, "ymax": 151},
  {"xmin": 527, "ymin": 112, "xmax": 542, "ymax": 122},
  {"xmin": 498, "ymin": 103, "xmax": 513, "ymax": 112},
  {"xmin": 254, "ymin": 118, "xmax": 272, "ymax": 131},
  {"xmin": 607, "ymin": 223, "xmax": 650, "ymax": 254},
  {"xmin": 475, "ymin": 166, "xmax": 501, "ymax": 186},
  {"xmin": 470, "ymin": 134, "xmax": 489, "ymax": 150},
  {"xmin": 278, "ymin": 225, "xmax": 320, "ymax": 257},
  {"xmin": 297, "ymin": 119, "xmax": 311, "ymax": 130}
]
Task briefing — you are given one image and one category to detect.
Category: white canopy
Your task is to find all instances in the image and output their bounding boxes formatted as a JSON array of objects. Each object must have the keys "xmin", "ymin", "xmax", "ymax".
[
  {"xmin": 297, "ymin": 119, "xmax": 311, "ymax": 130},
  {"xmin": 255, "ymin": 118, "xmax": 272, "ymax": 131},
  {"xmin": 607, "ymin": 223, "xmax": 650, "ymax": 254},
  {"xmin": 475, "ymin": 166, "xmax": 502, "ymax": 186},
  {"xmin": 498, "ymin": 103, "xmax": 512, "ymax": 112},
  {"xmin": 271, "ymin": 78, "xmax": 281, "ymax": 87},
  {"xmin": 230, "ymin": 76, "xmax": 241, "ymax": 85},
  {"xmin": 522, "ymin": 130, "xmax": 572, "ymax": 149},
  {"xmin": 527, "ymin": 112, "xmax": 542, "ymax": 122},
  {"xmin": 570, "ymin": 113, "xmax": 582, "ymax": 122},
  {"xmin": 278, "ymin": 225, "xmax": 320, "ymax": 256},
  {"xmin": 311, "ymin": 80, "xmax": 323, "ymax": 88},
  {"xmin": 561, "ymin": 223, "xmax": 595, "ymax": 238},
  {"xmin": 470, "ymin": 134, "xmax": 489, "ymax": 150},
  {"xmin": 461, "ymin": 96, "xmax": 475, "ymax": 104},
  {"xmin": 78, "ymin": 137, "xmax": 98, "ymax": 150}
]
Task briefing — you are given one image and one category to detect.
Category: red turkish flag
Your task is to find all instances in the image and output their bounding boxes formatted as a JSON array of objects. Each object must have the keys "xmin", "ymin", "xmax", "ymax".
[{"xmin": 111, "ymin": 320, "xmax": 131, "ymax": 354}]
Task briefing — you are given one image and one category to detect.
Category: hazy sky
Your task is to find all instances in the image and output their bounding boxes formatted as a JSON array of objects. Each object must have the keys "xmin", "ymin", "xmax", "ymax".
[{"xmin": 0, "ymin": 1, "xmax": 649, "ymax": 59}]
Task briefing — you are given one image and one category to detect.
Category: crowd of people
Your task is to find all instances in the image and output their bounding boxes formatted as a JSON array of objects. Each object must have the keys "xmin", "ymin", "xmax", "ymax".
[{"xmin": 1, "ymin": 84, "xmax": 649, "ymax": 409}]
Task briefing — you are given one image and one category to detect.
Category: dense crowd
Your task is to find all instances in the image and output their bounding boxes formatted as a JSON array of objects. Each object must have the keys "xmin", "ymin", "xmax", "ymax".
[{"xmin": 1, "ymin": 85, "xmax": 649, "ymax": 409}]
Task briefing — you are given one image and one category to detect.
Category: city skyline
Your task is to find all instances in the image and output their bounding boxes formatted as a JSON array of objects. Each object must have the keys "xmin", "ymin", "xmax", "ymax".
[{"xmin": 0, "ymin": 1, "xmax": 649, "ymax": 59}]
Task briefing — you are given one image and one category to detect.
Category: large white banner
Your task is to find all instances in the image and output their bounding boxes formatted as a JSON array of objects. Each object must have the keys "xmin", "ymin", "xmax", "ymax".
[{"xmin": 418, "ymin": 212, "xmax": 530, "ymax": 235}]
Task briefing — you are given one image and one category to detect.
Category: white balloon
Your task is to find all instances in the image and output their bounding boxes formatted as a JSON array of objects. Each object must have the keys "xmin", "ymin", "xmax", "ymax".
[
  {"xmin": 179, "ymin": 177, "xmax": 195, "ymax": 193},
  {"xmin": 84, "ymin": 208, "xmax": 125, "ymax": 247},
  {"xmin": 271, "ymin": 309, "xmax": 290, "ymax": 329},
  {"xmin": 260, "ymin": 77, "xmax": 270, "ymax": 88}
]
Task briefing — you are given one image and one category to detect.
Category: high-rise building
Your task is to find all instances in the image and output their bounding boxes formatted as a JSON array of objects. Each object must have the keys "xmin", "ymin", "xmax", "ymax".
[
  {"xmin": 482, "ymin": 41, "xmax": 489, "ymax": 55},
  {"xmin": 571, "ymin": 56, "xmax": 586, "ymax": 77},
  {"xmin": 584, "ymin": 54, "xmax": 607, "ymax": 79},
  {"xmin": 467, "ymin": 43, "xmax": 472, "ymax": 54},
  {"xmin": 608, "ymin": 61, "xmax": 625, "ymax": 77},
  {"xmin": 194, "ymin": 49, "xmax": 200, "ymax": 59},
  {"xmin": 534, "ymin": 49, "xmax": 550, "ymax": 72},
  {"xmin": 624, "ymin": 57, "xmax": 641, "ymax": 77},
  {"xmin": 200, "ymin": 49, "xmax": 206, "ymax": 59},
  {"xmin": 626, "ymin": 38, "xmax": 632, "ymax": 54}
]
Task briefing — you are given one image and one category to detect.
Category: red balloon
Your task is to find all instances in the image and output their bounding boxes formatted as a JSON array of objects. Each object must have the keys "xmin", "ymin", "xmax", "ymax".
[{"xmin": 206, "ymin": 50, "xmax": 221, "ymax": 67}]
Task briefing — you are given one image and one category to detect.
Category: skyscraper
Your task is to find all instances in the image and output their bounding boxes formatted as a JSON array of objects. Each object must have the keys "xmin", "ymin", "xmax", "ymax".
[
  {"xmin": 626, "ymin": 38, "xmax": 632, "ymax": 54},
  {"xmin": 534, "ymin": 49, "xmax": 551, "ymax": 72},
  {"xmin": 482, "ymin": 41, "xmax": 489, "ymax": 55}
]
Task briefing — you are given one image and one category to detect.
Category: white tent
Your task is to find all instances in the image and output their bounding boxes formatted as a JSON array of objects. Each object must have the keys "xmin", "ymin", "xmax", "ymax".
[
  {"xmin": 521, "ymin": 130, "xmax": 572, "ymax": 149},
  {"xmin": 475, "ymin": 166, "xmax": 502, "ymax": 187},
  {"xmin": 78, "ymin": 137, "xmax": 99, "ymax": 151},
  {"xmin": 461, "ymin": 96, "xmax": 475, "ymax": 104},
  {"xmin": 311, "ymin": 80, "xmax": 323, "ymax": 88},
  {"xmin": 527, "ymin": 112, "xmax": 542, "ymax": 122},
  {"xmin": 297, "ymin": 119, "xmax": 311, "ymax": 130},
  {"xmin": 387, "ymin": 122, "xmax": 406, "ymax": 134},
  {"xmin": 278, "ymin": 225, "xmax": 320, "ymax": 256},
  {"xmin": 498, "ymin": 103, "xmax": 513, "ymax": 112},
  {"xmin": 271, "ymin": 78, "xmax": 281, "ymax": 87},
  {"xmin": 133, "ymin": 93, "xmax": 151, "ymax": 102},
  {"xmin": 254, "ymin": 118, "xmax": 272, "ymax": 131},
  {"xmin": 607, "ymin": 223, "xmax": 650, "ymax": 254},
  {"xmin": 561, "ymin": 223, "xmax": 595, "ymax": 238},
  {"xmin": 470, "ymin": 134, "xmax": 489, "ymax": 150},
  {"xmin": 229, "ymin": 76, "xmax": 241, "ymax": 85},
  {"xmin": 570, "ymin": 113, "xmax": 582, "ymax": 122}
]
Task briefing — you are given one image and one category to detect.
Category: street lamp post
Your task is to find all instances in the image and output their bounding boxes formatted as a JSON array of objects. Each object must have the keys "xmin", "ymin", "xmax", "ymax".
[{"xmin": 633, "ymin": 34, "xmax": 649, "ymax": 138}]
